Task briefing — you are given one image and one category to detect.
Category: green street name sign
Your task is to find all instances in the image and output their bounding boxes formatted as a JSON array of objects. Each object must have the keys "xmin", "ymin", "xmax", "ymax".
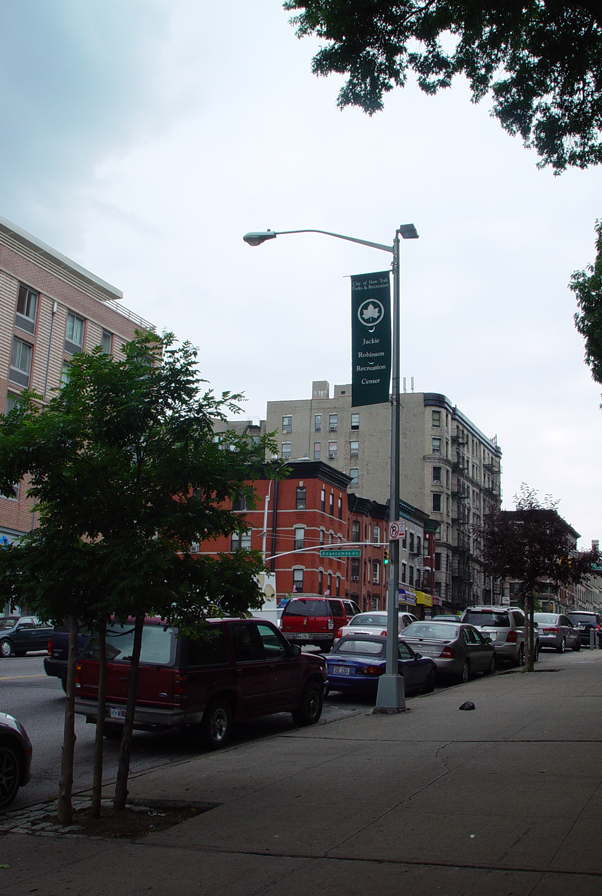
[{"xmin": 320, "ymin": 548, "xmax": 361, "ymax": 558}]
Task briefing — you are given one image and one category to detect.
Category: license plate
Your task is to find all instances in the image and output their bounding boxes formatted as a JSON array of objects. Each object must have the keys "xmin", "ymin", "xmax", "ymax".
[
  {"xmin": 297, "ymin": 633, "xmax": 312, "ymax": 640},
  {"xmin": 109, "ymin": 705, "xmax": 126, "ymax": 721},
  {"xmin": 332, "ymin": 665, "xmax": 351, "ymax": 675}
]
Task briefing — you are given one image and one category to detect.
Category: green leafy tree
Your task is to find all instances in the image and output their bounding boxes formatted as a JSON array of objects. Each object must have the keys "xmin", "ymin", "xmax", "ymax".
[
  {"xmin": 284, "ymin": 0, "xmax": 602, "ymax": 171},
  {"xmin": 0, "ymin": 332, "xmax": 278, "ymax": 821},
  {"xmin": 571, "ymin": 219, "xmax": 602, "ymax": 388},
  {"xmin": 479, "ymin": 485, "xmax": 599, "ymax": 671}
]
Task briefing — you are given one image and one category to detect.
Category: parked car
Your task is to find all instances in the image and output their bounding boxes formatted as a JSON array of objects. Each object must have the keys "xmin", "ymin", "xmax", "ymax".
[
  {"xmin": 335, "ymin": 611, "xmax": 418, "ymax": 642},
  {"xmin": 0, "ymin": 616, "xmax": 54, "ymax": 658},
  {"xmin": 435, "ymin": 614, "xmax": 462, "ymax": 622},
  {"xmin": 0, "ymin": 712, "xmax": 32, "ymax": 809},
  {"xmin": 280, "ymin": 596, "xmax": 360, "ymax": 652},
  {"xmin": 43, "ymin": 621, "xmax": 93, "ymax": 691},
  {"xmin": 401, "ymin": 620, "xmax": 497, "ymax": 682},
  {"xmin": 75, "ymin": 617, "xmax": 327, "ymax": 749},
  {"xmin": 460, "ymin": 606, "xmax": 539, "ymax": 666},
  {"xmin": 325, "ymin": 635, "xmax": 436, "ymax": 696},
  {"xmin": 533, "ymin": 613, "xmax": 581, "ymax": 652},
  {"xmin": 567, "ymin": 611, "xmax": 602, "ymax": 647}
]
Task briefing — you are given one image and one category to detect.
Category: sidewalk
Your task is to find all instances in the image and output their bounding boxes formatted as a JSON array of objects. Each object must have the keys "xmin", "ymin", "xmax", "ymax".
[{"xmin": 1, "ymin": 650, "xmax": 602, "ymax": 895}]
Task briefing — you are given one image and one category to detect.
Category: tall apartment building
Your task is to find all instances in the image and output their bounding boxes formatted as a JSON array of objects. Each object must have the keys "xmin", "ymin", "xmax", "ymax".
[
  {"xmin": 266, "ymin": 382, "xmax": 503, "ymax": 612},
  {"xmin": 0, "ymin": 214, "xmax": 153, "ymax": 544}
]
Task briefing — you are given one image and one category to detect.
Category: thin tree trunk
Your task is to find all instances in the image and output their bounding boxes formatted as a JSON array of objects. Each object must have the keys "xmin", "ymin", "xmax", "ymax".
[
  {"xmin": 113, "ymin": 614, "xmax": 144, "ymax": 811},
  {"xmin": 57, "ymin": 614, "xmax": 79, "ymax": 825},
  {"xmin": 90, "ymin": 619, "xmax": 107, "ymax": 818}
]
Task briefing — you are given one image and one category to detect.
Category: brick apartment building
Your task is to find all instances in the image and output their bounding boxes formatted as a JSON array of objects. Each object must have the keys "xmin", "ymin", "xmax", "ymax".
[{"xmin": 0, "ymin": 214, "xmax": 153, "ymax": 544}]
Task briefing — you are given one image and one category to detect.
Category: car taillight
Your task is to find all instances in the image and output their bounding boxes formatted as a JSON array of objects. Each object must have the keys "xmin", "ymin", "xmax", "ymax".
[
  {"xmin": 334, "ymin": 628, "xmax": 342, "ymax": 638},
  {"xmin": 48, "ymin": 637, "xmax": 53, "ymax": 652},
  {"xmin": 543, "ymin": 627, "xmax": 558, "ymax": 634},
  {"xmin": 440, "ymin": 646, "xmax": 455, "ymax": 658},
  {"xmin": 173, "ymin": 674, "xmax": 188, "ymax": 703},
  {"xmin": 75, "ymin": 661, "xmax": 82, "ymax": 686},
  {"xmin": 506, "ymin": 630, "xmax": 517, "ymax": 642},
  {"xmin": 361, "ymin": 665, "xmax": 384, "ymax": 676},
  {"xmin": 380, "ymin": 630, "xmax": 387, "ymax": 637}
]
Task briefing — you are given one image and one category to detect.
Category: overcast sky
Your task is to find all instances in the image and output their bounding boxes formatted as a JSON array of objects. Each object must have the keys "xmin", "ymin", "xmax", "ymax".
[{"xmin": 2, "ymin": 0, "xmax": 601, "ymax": 547}]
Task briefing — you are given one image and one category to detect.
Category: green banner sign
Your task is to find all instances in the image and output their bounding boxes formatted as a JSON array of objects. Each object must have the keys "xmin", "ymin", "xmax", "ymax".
[
  {"xmin": 320, "ymin": 548, "xmax": 361, "ymax": 558},
  {"xmin": 351, "ymin": 271, "xmax": 391, "ymax": 407}
]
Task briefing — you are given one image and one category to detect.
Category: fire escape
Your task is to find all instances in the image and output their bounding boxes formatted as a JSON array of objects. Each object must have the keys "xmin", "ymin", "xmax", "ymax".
[{"xmin": 451, "ymin": 430, "xmax": 471, "ymax": 609}]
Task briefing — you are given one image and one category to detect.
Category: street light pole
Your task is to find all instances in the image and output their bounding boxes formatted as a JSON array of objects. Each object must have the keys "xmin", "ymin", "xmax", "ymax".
[{"xmin": 243, "ymin": 224, "xmax": 418, "ymax": 710}]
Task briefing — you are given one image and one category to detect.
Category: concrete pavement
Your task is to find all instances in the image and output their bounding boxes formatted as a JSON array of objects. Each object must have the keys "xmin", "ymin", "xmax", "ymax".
[{"xmin": 1, "ymin": 649, "xmax": 602, "ymax": 895}]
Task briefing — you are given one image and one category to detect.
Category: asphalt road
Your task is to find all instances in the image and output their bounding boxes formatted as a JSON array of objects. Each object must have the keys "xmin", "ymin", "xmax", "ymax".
[{"xmin": 0, "ymin": 654, "xmax": 379, "ymax": 811}]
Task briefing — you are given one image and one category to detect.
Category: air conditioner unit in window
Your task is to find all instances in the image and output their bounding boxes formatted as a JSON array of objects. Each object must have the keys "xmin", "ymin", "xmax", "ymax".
[
  {"xmin": 351, "ymin": 575, "xmax": 360, "ymax": 582},
  {"xmin": 328, "ymin": 453, "xmax": 336, "ymax": 459}
]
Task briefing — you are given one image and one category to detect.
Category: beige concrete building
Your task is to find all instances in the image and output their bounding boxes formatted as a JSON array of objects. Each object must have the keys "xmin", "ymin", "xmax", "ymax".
[
  {"xmin": 0, "ymin": 214, "xmax": 153, "ymax": 543},
  {"xmin": 266, "ymin": 382, "xmax": 503, "ymax": 612}
]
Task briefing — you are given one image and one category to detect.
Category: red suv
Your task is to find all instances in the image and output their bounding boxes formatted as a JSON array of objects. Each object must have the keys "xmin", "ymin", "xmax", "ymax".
[
  {"xmin": 280, "ymin": 597, "xmax": 360, "ymax": 652},
  {"xmin": 74, "ymin": 617, "xmax": 327, "ymax": 749}
]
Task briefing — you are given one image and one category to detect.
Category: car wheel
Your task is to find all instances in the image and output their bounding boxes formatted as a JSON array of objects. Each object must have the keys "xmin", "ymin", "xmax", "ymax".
[
  {"xmin": 557, "ymin": 637, "xmax": 566, "ymax": 654},
  {"xmin": 572, "ymin": 639, "xmax": 581, "ymax": 652},
  {"xmin": 0, "ymin": 639, "xmax": 13, "ymax": 658},
  {"xmin": 0, "ymin": 744, "xmax": 22, "ymax": 808},
  {"xmin": 292, "ymin": 681, "xmax": 323, "ymax": 726},
  {"xmin": 201, "ymin": 697, "xmax": 233, "ymax": 750},
  {"xmin": 458, "ymin": 661, "xmax": 470, "ymax": 684},
  {"xmin": 534, "ymin": 642, "xmax": 540, "ymax": 662},
  {"xmin": 484, "ymin": 654, "xmax": 497, "ymax": 676},
  {"xmin": 422, "ymin": 668, "xmax": 436, "ymax": 693},
  {"xmin": 103, "ymin": 723, "xmax": 122, "ymax": 740},
  {"xmin": 516, "ymin": 644, "xmax": 525, "ymax": 667}
]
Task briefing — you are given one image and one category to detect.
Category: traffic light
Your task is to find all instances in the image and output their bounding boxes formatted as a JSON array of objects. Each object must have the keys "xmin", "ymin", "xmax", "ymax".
[{"xmin": 383, "ymin": 549, "xmax": 389, "ymax": 565}]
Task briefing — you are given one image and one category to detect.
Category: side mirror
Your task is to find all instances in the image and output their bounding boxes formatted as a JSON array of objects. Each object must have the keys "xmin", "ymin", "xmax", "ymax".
[
  {"xmin": 414, "ymin": 652, "xmax": 422, "ymax": 659},
  {"xmin": 290, "ymin": 643, "xmax": 301, "ymax": 656}
]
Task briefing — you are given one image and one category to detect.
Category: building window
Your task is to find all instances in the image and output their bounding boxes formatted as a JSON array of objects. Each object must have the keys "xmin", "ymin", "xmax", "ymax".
[
  {"xmin": 296, "ymin": 486, "xmax": 306, "ymax": 509},
  {"xmin": 61, "ymin": 362, "xmax": 71, "ymax": 388},
  {"xmin": 338, "ymin": 495, "xmax": 343, "ymax": 520},
  {"xmin": 320, "ymin": 528, "xmax": 325, "ymax": 545},
  {"xmin": 318, "ymin": 570, "xmax": 323, "ymax": 594},
  {"xmin": 350, "ymin": 440, "xmax": 359, "ymax": 459},
  {"xmin": 349, "ymin": 468, "xmax": 359, "ymax": 487},
  {"xmin": 329, "ymin": 413, "xmax": 338, "ymax": 432},
  {"xmin": 329, "ymin": 492, "xmax": 334, "ymax": 515},
  {"xmin": 4, "ymin": 393, "xmax": 20, "ymax": 414},
  {"xmin": 314, "ymin": 442, "xmax": 321, "ymax": 460},
  {"xmin": 315, "ymin": 414, "xmax": 322, "ymax": 432},
  {"xmin": 432, "ymin": 493, "xmax": 442, "ymax": 512},
  {"xmin": 16, "ymin": 284, "xmax": 38, "ymax": 334},
  {"xmin": 282, "ymin": 415, "xmax": 292, "ymax": 433},
  {"xmin": 401, "ymin": 562, "xmax": 407, "ymax": 583},
  {"xmin": 327, "ymin": 572, "xmax": 332, "ymax": 594},
  {"xmin": 281, "ymin": 442, "xmax": 292, "ymax": 460},
  {"xmin": 232, "ymin": 494, "xmax": 249, "ymax": 511},
  {"xmin": 374, "ymin": 525, "xmax": 381, "ymax": 544},
  {"xmin": 409, "ymin": 532, "xmax": 415, "ymax": 553},
  {"xmin": 328, "ymin": 441, "xmax": 337, "ymax": 459},
  {"xmin": 9, "ymin": 337, "xmax": 33, "ymax": 387},
  {"xmin": 409, "ymin": 566, "xmax": 414, "ymax": 586},
  {"xmin": 432, "ymin": 438, "xmax": 441, "ymax": 455},
  {"xmin": 65, "ymin": 312, "xmax": 84, "ymax": 354},
  {"xmin": 432, "ymin": 466, "xmax": 442, "ymax": 484},
  {"xmin": 294, "ymin": 526, "xmax": 305, "ymax": 550},
  {"xmin": 351, "ymin": 558, "xmax": 360, "ymax": 581},
  {"xmin": 432, "ymin": 410, "xmax": 441, "ymax": 427},
  {"xmin": 293, "ymin": 568, "xmax": 304, "ymax": 593},
  {"xmin": 351, "ymin": 413, "xmax": 360, "ymax": 430},
  {"xmin": 101, "ymin": 331, "xmax": 113, "ymax": 354},
  {"xmin": 320, "ymin": 488, "xmax": 325, "ymax": 512},
  {"xmin": 231, "ymin": 530, "xmax": 252, "ymax": 550},
  {"xmin": 417, "ymin": 535, "xmax": 422, "ymax": 554},
  {"xmin": 336, "ymin": 575, "xmax": 341, "ymax": 597},
  {"xmin": 435, "ymin": 552, "xmax": 442, "ymax": 570},
  {"xmin": 352, "ymin": 520, "xmax": 360, "ymax": 543},
  {"xmin": 372, "ymin": 561, "xmax": 380, "ymax": 584}
]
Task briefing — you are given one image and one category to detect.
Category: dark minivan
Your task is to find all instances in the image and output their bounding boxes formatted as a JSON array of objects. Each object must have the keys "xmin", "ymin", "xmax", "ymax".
[{"xmin": 74, "ymin": 617, "xmax": 327, "ymax": 749}]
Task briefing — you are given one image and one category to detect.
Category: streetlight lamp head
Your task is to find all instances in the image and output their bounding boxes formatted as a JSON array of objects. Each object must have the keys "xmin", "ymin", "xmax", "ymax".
[
  {"xmin": 243, "ymin": 231, "xmax": 277, "ymax": 247},
  {"xmin": 399, "ymin": 223, "xmax": 419, "ymax": 240}
]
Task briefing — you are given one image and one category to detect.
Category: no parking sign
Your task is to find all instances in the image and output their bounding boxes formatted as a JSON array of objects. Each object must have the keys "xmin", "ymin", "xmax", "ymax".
[{"xmin": 388, "ymin": 521, "xmax": 406, "ymax": 540}]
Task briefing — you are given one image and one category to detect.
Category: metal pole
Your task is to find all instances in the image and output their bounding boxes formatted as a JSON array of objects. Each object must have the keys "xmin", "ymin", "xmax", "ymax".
[{"xmin": 376, "ymin": 229, "xmax": 405, "ymax": 711}]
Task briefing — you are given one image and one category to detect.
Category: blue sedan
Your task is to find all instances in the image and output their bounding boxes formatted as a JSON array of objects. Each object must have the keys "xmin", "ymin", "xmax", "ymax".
[{"xmin": 325, "ymin": 635, "xmax": 436, "ymax": 696}]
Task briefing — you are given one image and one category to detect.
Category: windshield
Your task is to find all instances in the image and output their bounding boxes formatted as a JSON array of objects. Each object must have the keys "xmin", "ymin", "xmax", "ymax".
[
  {"xmin": 534, "ymin": 614, "xmax": 558, "ymax": 624},
  {"xmin": 463, "ymin": 611, "xmax": 510, "ymax": 627},
  {"xmin": 349, "ymin": 614, "xmax": 387, "ymax": 627},
  {"xmin": 403, "ymin": 622, "xmax": 459, "ymax": 640},
  {"xmin": 336, "ymin": 639, "xmax": 384, "ymax": 656},
  {"xmin": 282, "ymin": 599, "xmax": 328, "ymax": 617},
  {"xmin": 568, "ymin": 613, "xmax": 598, "ymax": 624},
  {"xmin": 0, "ymin": 618, "xmax": 19, "ymax": 630}
]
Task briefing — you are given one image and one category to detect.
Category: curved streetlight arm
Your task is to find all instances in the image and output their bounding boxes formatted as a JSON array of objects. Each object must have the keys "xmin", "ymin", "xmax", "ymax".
[{"xmin": 243, "ymin": 229, "xmax": 394, "ymax": 254}]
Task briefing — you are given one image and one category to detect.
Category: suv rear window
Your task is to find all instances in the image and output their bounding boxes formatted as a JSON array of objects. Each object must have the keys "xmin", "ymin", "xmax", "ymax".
[
  {"xmin": 283, "ymin": 599, "xmax": 331, "ymax": 617},
  {"xmin": 463, "ymin": 611, "xmax": 510, "ymax": 627},
  {"xmin": 568, "ymin": 613, "xmax": 599, "ymax": 624},
  {"xmin": 85, "ymin": 623, "xmax": 176, "ymax": 665}
]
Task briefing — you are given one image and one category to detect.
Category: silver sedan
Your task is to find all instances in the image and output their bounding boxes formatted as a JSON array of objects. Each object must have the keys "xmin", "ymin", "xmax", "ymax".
[
  {"xmin": 401, "ymin": 621, "xmax": 497, "ymax": 683},
  {"xmin": 533, "ymin": 613, "xmax": 581, "ymax": 652}
]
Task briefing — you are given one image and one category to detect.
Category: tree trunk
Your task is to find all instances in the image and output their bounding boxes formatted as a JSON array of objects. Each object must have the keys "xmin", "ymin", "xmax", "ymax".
[
  {"xmin": 90, "ymin": 619, "xmax": 107, "ymax": 818},
  {"xmin": 113, "ymin": 614, "xmax": 144, "ymax": 811},
  {"xmin": 57, "ymin": 614, "xmax": 79, "ymax": 825}
]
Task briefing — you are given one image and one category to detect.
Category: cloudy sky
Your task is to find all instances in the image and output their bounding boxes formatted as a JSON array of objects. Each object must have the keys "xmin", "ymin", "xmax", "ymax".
[{"xmin": 2, "ymin": 1, "xmax": 601, "ymax": 546}]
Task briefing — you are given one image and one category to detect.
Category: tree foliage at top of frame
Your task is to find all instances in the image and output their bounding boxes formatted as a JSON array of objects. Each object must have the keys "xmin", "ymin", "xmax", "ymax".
[{"xmin": 284, "ymin": 0, "xmax": 602, "ymax": 171}]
